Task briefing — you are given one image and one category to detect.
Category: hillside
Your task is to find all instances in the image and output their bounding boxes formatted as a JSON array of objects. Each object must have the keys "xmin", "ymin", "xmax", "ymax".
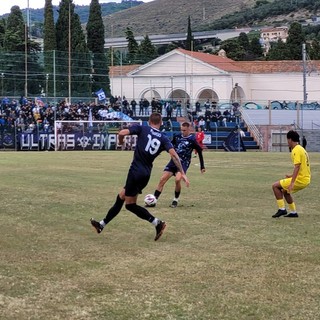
[
  {"xmin": 2, "ymin": 0, "xmax": 319, "ymax": 40},
  {"xmin": 1, "ymin": 1, "xmax": 144, "ymax": 24},
  {"xmin": 102, "ymin": 0, "xmax": 257, "ymax": 37},
  {"xmin": 102, "ymin": 0, "xmax": 320, "ymax": 38}
]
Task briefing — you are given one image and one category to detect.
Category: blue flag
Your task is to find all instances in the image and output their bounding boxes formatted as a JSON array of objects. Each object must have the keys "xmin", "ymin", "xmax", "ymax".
[
  {"xmin": 35, "ymin": 97, "xmax": 45, "ymax": 106},
  {"xmin": 95, "ymin": 89, "xmax": 106, "ymax": 101}
]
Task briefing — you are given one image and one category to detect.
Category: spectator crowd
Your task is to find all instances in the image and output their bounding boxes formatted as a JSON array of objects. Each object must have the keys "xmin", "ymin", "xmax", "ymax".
[{"xmin": 0, "ymin": 95, "xmax": 241, "ymax": 135}]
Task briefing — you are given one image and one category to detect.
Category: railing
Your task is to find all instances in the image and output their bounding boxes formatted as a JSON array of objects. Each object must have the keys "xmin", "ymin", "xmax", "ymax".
[{"xmin": 240, "ymin": 108, "xmax": 263, "ymax": 150}]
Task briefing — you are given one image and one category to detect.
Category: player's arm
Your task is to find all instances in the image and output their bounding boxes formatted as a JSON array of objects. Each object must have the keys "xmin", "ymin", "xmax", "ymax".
[
  {"xmin": 171, "ymin": 134, "xmax": 177, "ymax": 145},
  {"xmin": 168, "ymin": 148, "xmax": 190, "ymax": 187},
  {"xmin": 118, "ymin": 128, "xmax": 130, "ymax": 145}
]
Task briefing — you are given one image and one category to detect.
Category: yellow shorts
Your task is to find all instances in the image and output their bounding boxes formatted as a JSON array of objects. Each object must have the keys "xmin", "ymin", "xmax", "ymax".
[{"xmin": 280, "ymin": 178, "xmax": 310, "ymax": 194}]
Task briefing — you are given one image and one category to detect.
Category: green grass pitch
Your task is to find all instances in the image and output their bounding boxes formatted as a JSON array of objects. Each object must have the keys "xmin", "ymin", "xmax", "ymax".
[{"xmin": 0, "ymin": 151, "xmax": 319, "ymax": 320}]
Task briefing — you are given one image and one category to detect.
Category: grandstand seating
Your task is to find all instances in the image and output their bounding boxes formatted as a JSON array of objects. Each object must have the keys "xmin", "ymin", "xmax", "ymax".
[
  {"xmin": 199, "ymin": 124, "xmax": 259, "ymax": 150},
  {"xmin": 133, "ymin": 115, "xmax": 259, "ymax": 150}
]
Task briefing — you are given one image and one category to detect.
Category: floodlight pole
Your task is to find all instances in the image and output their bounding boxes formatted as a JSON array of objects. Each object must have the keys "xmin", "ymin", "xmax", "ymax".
[
  {"xmin": 24, "ymin": 0, "xmax": 30, "ymax": 98},
  {"xmin": 1, "ymin": 73, "xmax": 4, "ymax": 96},
  {"xmin": 68, "ymin": 1, "xmax": 71, "ymax": 104}
]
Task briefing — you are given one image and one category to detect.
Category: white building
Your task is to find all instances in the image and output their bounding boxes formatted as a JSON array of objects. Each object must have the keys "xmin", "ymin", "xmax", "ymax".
[{"xmin": 109, "ymin": 48, "xmax": 320, "ymax": 108}]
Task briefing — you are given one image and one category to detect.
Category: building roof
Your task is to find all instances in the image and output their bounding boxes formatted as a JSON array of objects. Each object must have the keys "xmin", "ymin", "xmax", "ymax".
[
  {"xmin": 177, "ymin": 48, "xmax": 245, "ymax": 72},
  {"xmin": 108, "ymin": 49, "xmax": 320, "ymax": 75},
  {"xmin": 236, "ymin": 60, "xmax": 320, "ymax": 73},
  {"xmin": 109, "ymin": 65, "xmax": 140, "ymax": 77},
  {"xmin": 261, "ymin": 26, "xmax": 288, "ymax": 32}
]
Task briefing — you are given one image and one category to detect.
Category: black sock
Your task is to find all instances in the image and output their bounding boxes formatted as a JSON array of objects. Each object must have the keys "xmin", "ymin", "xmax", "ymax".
[
  {"xmin": 154, "ymin": 190, "xmax": 161, "ymax": 199},
  {"xmin": 175, "ymin": 191, "xmax": 180, "ymax": 199},
  {"xmin": 103, "ymin": 195, "xmax": 125, "ymax": 225},
  {"xmin": 125, "ymin": 203, "xmax": 155, "ymax": 222}
]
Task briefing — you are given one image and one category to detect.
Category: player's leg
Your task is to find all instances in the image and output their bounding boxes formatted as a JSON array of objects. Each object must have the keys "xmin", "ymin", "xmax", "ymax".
[
  {"xmin": 170, "ymin": 162, "xmax": 188, "ymax": 208},
  {"xmin": 272, "ymin": 178, "xmax": 302, "ymax": 218},
  {"xmin": 125, "ymin": 175, "xmax": 166, "ymax": 241},
  {"xmin": 153, "ymin": 170, "xmax": 174, "ymax": 202},
  {"xmin": 282, "ymin": 181, "xmax": 309, "ymax": 218},
  {"xmin": 90, "ymin": 188, "xmax": 125, "ymax": 233},
  {"xmin": 283, "ymin": 191, "xmax": 298, "ymax": 217},
  {"xmin": 151, "ymin": 164, "xmax": 175, "ymax": 206},
  {"xmin": 157, "ymin": 171, "xmax": 173, "ymax": 192},
  {"xmin": 171, "ymin": 172, "xmax": 182, "ymax": 208},
  {"xmin": 271, "ymin": 180, "xmax": 287, "ymax": 218}
]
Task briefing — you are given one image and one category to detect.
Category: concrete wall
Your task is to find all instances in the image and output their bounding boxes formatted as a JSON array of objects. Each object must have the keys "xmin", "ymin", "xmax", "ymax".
[
  {"xmin": 256, "ymin": 125, "xmax": 320, "ymax": 152},
  {"xmin": 242, "ymin": 110, "xmax": 320, "ymax": 130}
]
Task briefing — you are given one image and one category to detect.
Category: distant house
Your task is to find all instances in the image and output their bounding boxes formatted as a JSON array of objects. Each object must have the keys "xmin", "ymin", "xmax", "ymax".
[{"xmin": 260, "ymin": 26, "xmax": 288, "ymax": 53}]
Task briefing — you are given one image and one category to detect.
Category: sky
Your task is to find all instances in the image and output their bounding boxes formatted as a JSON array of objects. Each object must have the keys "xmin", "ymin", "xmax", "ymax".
[{"xmin": 0, "ymin": 0, "xmax": 154, "ymax": 16}]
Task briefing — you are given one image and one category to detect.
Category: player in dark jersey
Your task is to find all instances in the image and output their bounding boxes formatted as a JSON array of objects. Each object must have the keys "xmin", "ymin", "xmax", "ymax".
[
  {"xmin": 90, "ymin": 113, "xmax": 189, "ymax": 241},
  {"xmin": 147, "ymin": 121, "xmax": 205, "ymax": 208}
]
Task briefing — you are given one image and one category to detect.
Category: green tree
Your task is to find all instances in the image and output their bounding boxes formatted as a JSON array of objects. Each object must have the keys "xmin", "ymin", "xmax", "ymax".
[
  {"xmin": 125, "ymin": 27, "xmax": 138, "ymax": 64},
  {"xmin": 55, "ymin": 0, "xmax": 91, "ymax": 98},
  {"xmin": 238, "ymin": 32, "xmax": 249, "ymax": 51},
  {"xmin": 185, "ymin": 15, "xmax": 194, "ymax": 51},
  {"xmin": 137, "ymin": 35, "xmax": 157, "ymax": 64},
  {"xmin": 106, "ymin": 48, "xmax": 121, "ymax": 66},
  {"xmin": 157, "ymin": 43, "xmax": 178, "ymax": 55},
  {"xmin": 249, "ymin": 37, "xmax": 264, "ymax": 59},
  {"xmin": 309, "ymin": 39, "xmax": 320, "ymax": 60},
  {"xmin": 2, "ymin": 6, "xmax": 41, "ymax": 96},
  {"xmin": 266, "ymin": 22, "xmax": 306, "ymax": 61},
  {"xmin": 4, "ymin": 6, "xmax": 25, "ymax": 52},
  {"xmin": 43, "ymin": 0, "xmax": 57, "ymax": 97},
  {"xmin": 0, "ymin": 18, "xmax": 6, "ymax": 49},
  {"xmin": 86, "ymin": 0, "xmax": 110, "ymax": 96},
  {"xmin": 219, "ymin": 32, "xmax": 264, "ymax": 61},
  {"xmin": 286, "ymin": 22, "xmax": 305, "ymax": 60},
  {"xmin": 266, "ymin": 39, "xmax": 291, "ymax": 60},
  {"xmin": 220, "ymin": 38, "xmax": 246, "ymax": 61}
]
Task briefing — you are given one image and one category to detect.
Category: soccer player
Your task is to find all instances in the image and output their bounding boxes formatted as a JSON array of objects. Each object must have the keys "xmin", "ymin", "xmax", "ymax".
[
  {"xmin": 194, "ymin": 126, "xmax": 204, "ymax": 157},
  {"xmin": 90, "ymin": 113, "xmax": 189, "ymax": 241},
  {"xmin": 148, "ymin": 121, "xmax": 205, "ymax": 208},
  {"xmin": 272, "ymin": 130, "xmax": 311, "ymax": 218}
]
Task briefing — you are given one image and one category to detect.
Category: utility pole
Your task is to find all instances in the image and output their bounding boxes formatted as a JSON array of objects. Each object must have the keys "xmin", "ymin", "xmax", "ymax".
[{"xmin": 302, "ymin": 43, "xmax": 307, "ymax": 103}]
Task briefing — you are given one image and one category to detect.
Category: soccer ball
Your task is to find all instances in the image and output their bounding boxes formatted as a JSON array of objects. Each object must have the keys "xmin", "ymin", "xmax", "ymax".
[{"xmin": 144, "ymin": 194, "xmax": 157, "ymax": 206}]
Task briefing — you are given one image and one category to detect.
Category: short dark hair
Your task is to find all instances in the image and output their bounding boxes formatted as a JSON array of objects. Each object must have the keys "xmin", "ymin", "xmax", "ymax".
[
  {"xmin": 181, "ymin": 122, "xmax": 191, "ymax": 128},
  {"xmin": 287, "ymin": 130, "xmax": 300, "ymax": 142},
  {"xmin": 149, "ymin": 112, "xmax": 162, "ymax": 125}
]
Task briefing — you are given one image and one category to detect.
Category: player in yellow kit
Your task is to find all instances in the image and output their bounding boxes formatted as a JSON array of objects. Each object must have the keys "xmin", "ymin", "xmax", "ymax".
[{"xmin": 272, "ymin": 130, "xmax": 311, "ymax": 218}]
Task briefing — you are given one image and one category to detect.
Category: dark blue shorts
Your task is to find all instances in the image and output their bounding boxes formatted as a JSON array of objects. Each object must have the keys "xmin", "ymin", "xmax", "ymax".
[
  {"xmin": 164, "ymin": 160, "xmax": 189, "ymax": 175},
  {"xmin": 124, "ymin": 169, "xmax": 150, "ymax": 197}
]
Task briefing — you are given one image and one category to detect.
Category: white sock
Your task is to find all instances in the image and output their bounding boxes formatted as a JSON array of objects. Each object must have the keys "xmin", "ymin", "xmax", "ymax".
[
  {"xmin": 100, "ymin": 220, "xmax": 106, "ymax": 227},
  {"xmin": 152, "ymin": 218, "xmax": 159, "ymax": 226}
]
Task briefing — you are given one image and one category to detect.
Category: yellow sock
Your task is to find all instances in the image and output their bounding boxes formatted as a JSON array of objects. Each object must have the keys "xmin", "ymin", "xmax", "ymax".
[
  {"xmin": 288, "ymin": 202, "xmax": 296, "ymax": 213},
  {"xmin": 277, "ymin": 199, "xmax": 285, "ymax": 210}
]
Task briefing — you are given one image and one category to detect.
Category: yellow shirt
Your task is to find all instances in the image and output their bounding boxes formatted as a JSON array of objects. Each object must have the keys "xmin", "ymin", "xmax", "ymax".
[{"xmin": 291, "ymin": 144, "xmax": 311, "ymax": 184}]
